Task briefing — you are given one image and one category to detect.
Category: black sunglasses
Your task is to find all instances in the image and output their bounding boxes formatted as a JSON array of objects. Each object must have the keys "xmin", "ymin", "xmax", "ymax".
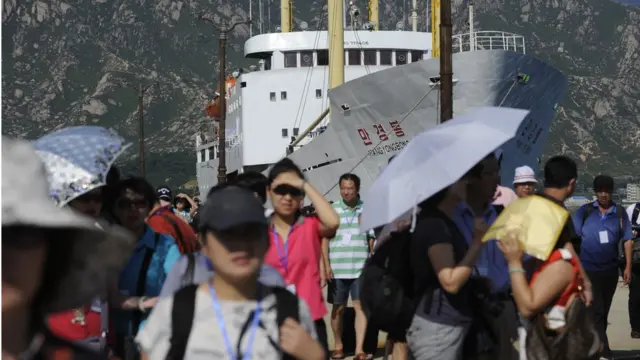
[{"xmin": 273, "ymin": 184, "xmax": 304, "ymax": 197}]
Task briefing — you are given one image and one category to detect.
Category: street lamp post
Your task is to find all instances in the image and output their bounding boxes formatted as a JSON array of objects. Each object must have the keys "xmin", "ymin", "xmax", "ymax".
[
  {"xmin": 121, "ymin": 81, "xmax": 155, "ymax": 177},
  {"xmin": 199, "ymin": 14, "xmax": 250, "ymax": 185}
]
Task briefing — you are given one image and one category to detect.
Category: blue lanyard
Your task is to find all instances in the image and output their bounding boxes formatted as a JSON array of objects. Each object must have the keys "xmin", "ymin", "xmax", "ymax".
[
  {"xmin": 209, "ymin": 284, "xmax": 262, "ymax": 360},
  {"xmin": 272, "ymin": 226, "xmax": 294, "ymax": 275}
]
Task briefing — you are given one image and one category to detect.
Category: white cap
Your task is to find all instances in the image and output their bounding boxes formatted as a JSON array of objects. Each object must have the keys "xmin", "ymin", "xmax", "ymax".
[{"xmin": 513, "ymin": 165, "xmax": 538, "ymax": 184}]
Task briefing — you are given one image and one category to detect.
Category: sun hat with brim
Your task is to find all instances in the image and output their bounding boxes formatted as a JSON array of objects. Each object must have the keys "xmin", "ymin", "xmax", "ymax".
[
  {"xmin": 2, "ymin": 137, "xmax": 135, "ymax": 313},
  {"xmin": 513, "ymin": 165, "xmax": 539, "ymax": 185}
]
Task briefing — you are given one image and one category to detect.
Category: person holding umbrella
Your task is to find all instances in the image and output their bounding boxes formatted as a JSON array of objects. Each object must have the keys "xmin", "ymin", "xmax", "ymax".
[
  {"xmin": 2, "ymin": 137, "xmax": 135, "ymax": 359},
  {"xmin": 358, "ymin": 107, "xmax": 531, "ymax": 360},
  {"xmin": 33, "ymin": 126, "xmax": 134, "ymax": 355}
]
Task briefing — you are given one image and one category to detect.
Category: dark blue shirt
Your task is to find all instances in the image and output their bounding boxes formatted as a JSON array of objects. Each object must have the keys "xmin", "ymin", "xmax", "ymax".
[
  {"xmin": 453, "ymin": 203, "xmax": 511, "ymax": 293},
  {"xmin": 572, "ymin": 201, "xmax": 634, "ymax": 271}
]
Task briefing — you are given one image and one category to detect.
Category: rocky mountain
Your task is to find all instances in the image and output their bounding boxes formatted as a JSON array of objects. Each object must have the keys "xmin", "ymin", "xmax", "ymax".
[{"xmin": 2, "ymin": 0, "xmax": 639, "ymax": 189}]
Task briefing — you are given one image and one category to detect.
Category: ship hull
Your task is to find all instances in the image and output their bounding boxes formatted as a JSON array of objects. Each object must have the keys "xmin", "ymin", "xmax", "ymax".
[{"xmin": 197, "ymin": 49, "xmax": 567, "ymax": 200}]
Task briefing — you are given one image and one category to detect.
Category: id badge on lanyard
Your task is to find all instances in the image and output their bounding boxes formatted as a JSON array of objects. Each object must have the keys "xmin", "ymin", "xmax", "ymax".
[{"xmin": 273, "ymin": 226, "xmax": 296, "ymax": 294}]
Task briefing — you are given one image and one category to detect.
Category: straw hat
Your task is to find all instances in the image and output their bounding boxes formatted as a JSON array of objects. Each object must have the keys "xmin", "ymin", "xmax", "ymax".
[{"xmin": 2, "ymin": 137, "xmax": 135, "ymax": 312}]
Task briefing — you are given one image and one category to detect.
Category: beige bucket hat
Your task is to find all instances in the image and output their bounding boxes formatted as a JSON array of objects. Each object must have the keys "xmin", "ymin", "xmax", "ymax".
[{"xmin": 2, "ymin": 137, "xmax": 135, "ymax": 312}]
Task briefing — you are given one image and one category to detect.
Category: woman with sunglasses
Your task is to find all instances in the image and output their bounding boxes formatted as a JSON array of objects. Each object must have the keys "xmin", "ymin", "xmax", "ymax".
[
  {"xmin": 264, "ymin": 158, "xmax": 341, "ymax": 355},
  {"xmin": 105, "ymin": 177, "xmax": 181, "ymax": 359}
]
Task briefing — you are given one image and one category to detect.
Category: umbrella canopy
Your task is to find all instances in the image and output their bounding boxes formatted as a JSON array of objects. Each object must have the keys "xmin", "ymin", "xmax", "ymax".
[
  {"xmin": 360, "ymin": 107, "xmax": 530, "ymax": 232},
  {"xmin": 33, "ymin": 126, "xmax": 131, "ymax": 207}
]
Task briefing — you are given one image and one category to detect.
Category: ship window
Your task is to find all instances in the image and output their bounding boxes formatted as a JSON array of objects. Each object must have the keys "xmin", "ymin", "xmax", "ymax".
[
  {"xmin": 315, "ymin": 89, "xmax": 322, "ymax": 98},
  {"xmin": 364, "ymin": 50, "xmax": 377, "ymax": 65},
  {"xmin": 411, "ymin": 50, "xmax": 423, "ymax": 62},
  {"xmin": 281, "ymin": 91, "xmax": 287, "ymax": 100},
  {"xmin": 209, "ymin": 146, "xmax": 215, "ymax": 159},
  {"xmin": 396, "ymin": 50, "xmax": 408, "ymax": 65},
  {"xmin": 348, "ymin": 50, "xmax": 361, "ymax": 65},
  {"xmin": 284, "ymin": 52, "xmax": 297, "ymax": 68},
  {"xmin": 270, "ymin": 92, "xmax": 276, "ymax": 101},
  {"xmin": 240, "ymin": 81, "xmax": 247, "ymax": 88},
  {"xmin": 317, "ymin": 50, "xmax": 329, "ymax": 66},
  {"xmin": 282, "ymin": 128, "xmax": 288, "ymax": 138},
  {"xmin": 380, "ymin": 50, "xmax": 392, "ymax": 65},
  {"xmin": 293, "ymin": 127, "xmax": 300, "ymax": 136},
  {"xmin": 264, "ymin": 57, "xmax": 272, "ymax": 70},
  {"xmin": 300, "ymin": 51, "xmax": 313, "ymax": 67},
  {"xmin": 200, "ymin": 149, "xmax": 205, "ymax": 162}
]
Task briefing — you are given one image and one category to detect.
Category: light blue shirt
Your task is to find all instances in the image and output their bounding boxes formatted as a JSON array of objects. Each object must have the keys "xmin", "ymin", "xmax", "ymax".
[
  {"xmin": 117, "ymin": 226, "xmax": 181, "ymax": 335},
  {"xmin": 453, "ymin": 203, "xmax": 510, "ymax": 293}
]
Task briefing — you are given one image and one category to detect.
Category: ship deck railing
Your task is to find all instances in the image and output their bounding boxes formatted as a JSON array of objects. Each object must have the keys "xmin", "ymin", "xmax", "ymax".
[{"xmin": 452, "ymin": 31, "xmax": 526, "ymax": 54}]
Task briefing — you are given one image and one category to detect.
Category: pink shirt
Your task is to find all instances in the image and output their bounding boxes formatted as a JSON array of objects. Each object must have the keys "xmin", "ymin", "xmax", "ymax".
[
  {"xmin": 493, "ymin": 185, "xmax": 518, "ymax": 206},
  {"xmin": 265, "ymin": 215, "xmax": 326, "ymax": 321}
]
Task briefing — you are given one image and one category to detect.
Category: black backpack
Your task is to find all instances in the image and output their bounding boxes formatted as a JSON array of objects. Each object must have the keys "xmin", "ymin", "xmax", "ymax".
[
  {"xmin": 360, "ymin": 204, "xmax": 505, "ymax": 334},
  {"xmin": 165, "ymin": 285, "xmax": 299, "ymax": 360},
  {"xmin": 359, "ymin": 228, "xmax": 417, "ymax": 334}
]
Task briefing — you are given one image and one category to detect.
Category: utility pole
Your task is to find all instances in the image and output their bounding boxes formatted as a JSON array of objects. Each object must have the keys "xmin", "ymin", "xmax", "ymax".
[
  {"xmin": 199, "ymin": 14, "xmax": 250, "ymax": 185},
  {"xmin": 123, "ymin": 82, "xmax": 155, "ymax": 177},
  {"xmin": 439, "ymin": 0, "xmax": 453, "ymax": 122}
]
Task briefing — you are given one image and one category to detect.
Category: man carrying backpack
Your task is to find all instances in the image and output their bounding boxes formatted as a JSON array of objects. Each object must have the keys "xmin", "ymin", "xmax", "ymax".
[
  {"xmin": 136, "ymin": 186, "xmax": 326, "ymax": 360},
  {"xmin": 626, "ymin": 202, "xmax": 640, "ymax": 338},
  {"xmin": 571, "ymin": 175, "xmax": 634, "ymax": 359}
]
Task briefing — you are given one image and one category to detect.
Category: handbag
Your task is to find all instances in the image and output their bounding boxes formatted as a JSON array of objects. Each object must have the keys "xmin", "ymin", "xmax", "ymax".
[{"xmin": 526, "ymin": 296, "xmax": 602, "ymax": 360}]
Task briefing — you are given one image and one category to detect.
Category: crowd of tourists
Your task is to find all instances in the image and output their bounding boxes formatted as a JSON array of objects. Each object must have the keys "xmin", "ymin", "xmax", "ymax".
[{"xmin": 2, "ymin": 123, "xmax": 639, "ymax": 360}]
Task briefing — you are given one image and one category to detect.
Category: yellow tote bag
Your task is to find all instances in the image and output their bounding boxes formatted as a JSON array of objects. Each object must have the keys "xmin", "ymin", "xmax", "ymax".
[{"xmin": 482, "ymin": 195, "xmax": 569, "ymax": 261}]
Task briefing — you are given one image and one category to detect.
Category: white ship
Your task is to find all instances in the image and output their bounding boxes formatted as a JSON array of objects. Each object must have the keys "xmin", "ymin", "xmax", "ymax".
[{"xmin": 195, "ymin": 0, "xmax": 568, "ymax": 200}]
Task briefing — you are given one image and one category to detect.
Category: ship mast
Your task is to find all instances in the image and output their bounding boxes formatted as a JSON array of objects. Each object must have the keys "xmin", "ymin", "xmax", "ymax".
[
  {"xmin": 368, "ymin": 0, "xmax": 378, "ymax": 30},
  {"xmin": 328, "ymin": 0, "xmax": 345, "ymax": 88},
  {"xmin": 281, "ymin": 0, "xmax": 292, "ymax": 32}
]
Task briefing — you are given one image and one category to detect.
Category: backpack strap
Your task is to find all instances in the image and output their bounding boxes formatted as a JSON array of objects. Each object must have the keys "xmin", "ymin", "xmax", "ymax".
[
  {"xmin": 182, "ymin": 253, "xmax": 196, "ymax": 287},
  {"xmin": 131, "ymin": 232, "xmax": 160, "ymax": 335},
  {"xmin": 160, "ymin": 213, "xmax": 188, "ymax": 253},
  {"xmin": 165, "ymin": 284, "xmax": 198, "ymax": 360},
  {"xmin": 272, "ymin": 287, "xmax": 299, "ymax": 360},
  {"xmin": 579, "ymin": 204, "xmax": 595, "ymax": 235},
  {"xmin": 632, "ymin": 203, "xmax": 640, "ymax": 226}
]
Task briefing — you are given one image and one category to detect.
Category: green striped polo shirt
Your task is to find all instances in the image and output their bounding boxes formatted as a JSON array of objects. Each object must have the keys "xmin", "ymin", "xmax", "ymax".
[{"xmin": 329, "ymin": 199, "xmax": 370, "ymax": 279}]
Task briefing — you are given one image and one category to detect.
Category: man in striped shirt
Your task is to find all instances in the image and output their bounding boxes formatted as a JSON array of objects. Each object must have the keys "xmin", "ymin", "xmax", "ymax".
[{"xmin": 323, "ymin": 173, "xmax": 373, "ymax": 360}]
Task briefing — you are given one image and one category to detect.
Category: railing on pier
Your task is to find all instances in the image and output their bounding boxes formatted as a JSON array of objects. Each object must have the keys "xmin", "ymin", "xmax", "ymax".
[{"xmin": 452, "ymin": 31, "xmax": 526, "ymax": 54}]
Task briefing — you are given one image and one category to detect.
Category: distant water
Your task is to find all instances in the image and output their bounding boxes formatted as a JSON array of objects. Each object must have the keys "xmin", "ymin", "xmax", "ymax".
[{"xmin": 616, "ymin": 0, "xmax": 640, "ymax": 5}]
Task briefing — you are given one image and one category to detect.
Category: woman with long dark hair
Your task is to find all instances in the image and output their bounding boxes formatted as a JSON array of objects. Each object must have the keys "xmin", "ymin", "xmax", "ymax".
[
  {"xmin": 407, "ymin": 177, "xmax": 488, "ymax": 360},
  {"xmin": 263, "ymin": 158, "xmax": 340, "ymax": 354}
]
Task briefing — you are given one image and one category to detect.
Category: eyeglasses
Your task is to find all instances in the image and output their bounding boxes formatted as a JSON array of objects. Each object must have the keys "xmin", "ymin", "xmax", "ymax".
[{"xmin": 272, "ymin": 185, "xmax": 304, "ymax": 197}]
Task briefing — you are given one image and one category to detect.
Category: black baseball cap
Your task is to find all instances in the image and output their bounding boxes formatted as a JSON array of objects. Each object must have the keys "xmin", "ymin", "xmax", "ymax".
[
  {"xmin": 199, "ymin": 186, "xmax": 268, "ymax": 232},
  {"xmin": 156, "ymin": 186, "xmax": 172, "ymax": 201}
]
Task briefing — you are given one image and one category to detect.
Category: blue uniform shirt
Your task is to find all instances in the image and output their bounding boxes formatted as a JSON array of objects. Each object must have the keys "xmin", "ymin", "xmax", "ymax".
[
  {"xmin": 453, "ymin": 203, "xmax": 511, "ymax": 293},
  {"xmin": 572, "ymin": 201, "xmax": 634, "ymax": 271},
  {"xmin": 117, "ymin": 226, "xmax": 181, "ymax": 335}
]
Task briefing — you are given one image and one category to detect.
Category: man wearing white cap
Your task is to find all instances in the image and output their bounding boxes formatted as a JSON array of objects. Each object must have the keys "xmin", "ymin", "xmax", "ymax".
[{"xmin": 513, "ymin": 165, "xmax": 538, "ymax": 198}]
